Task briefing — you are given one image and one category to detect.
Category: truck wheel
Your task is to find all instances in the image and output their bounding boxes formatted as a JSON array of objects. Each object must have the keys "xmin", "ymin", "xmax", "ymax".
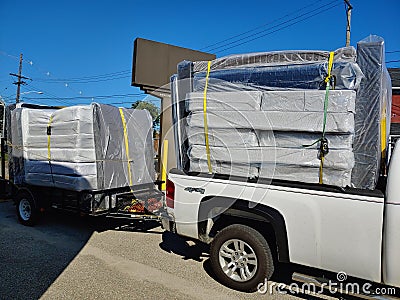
[
  {"xmin": 15, "ymin": 190, "xmax": 39, "ymax": 226},
  {"xmin": 210, "ymin": 224, "xmax": 274, "ymax": 292}
]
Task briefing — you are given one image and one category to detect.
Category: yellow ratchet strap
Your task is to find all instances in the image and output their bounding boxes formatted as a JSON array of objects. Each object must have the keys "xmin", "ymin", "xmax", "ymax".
[
  {"xmin": 47, "ymin": 115, "xmax": 53, "ymax": 161},
  {"xmin": 203, "ymin": 61, "xmax": 212, "ymax": 174},
  {"xmin": 381, "ymin": 105, "xmax": 387, "ymax": 155},
  {"xmin": 119, "ymin": 108, "xmax": 133, "ymax": 187},
  {"xmin": 380, "ymin": 104, "xmax": 387, "ymax": 175},
  {"xmin": 324, "ymin": 51, "xmax": 335, "ymax": 84},
  {"xmin": 319, "ymin": 51, "xmax": 335, "ymax": 184}
]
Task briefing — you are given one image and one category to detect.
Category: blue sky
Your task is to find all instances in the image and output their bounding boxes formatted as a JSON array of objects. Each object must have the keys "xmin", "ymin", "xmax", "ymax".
[{"xmin": 0, "ymin": 0, "xmax": 399, "ymax": 107}]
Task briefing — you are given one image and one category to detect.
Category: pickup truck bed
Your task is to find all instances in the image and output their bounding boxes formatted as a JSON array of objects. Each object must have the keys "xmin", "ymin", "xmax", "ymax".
[{"xmin": 163, "ymin": 160, "xmax": 400, "ymax": 291}]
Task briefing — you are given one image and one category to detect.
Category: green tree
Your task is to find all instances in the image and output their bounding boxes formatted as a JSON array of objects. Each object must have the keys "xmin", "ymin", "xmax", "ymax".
[{"xmin": 132, "ymin": 100, "xmax": 160, "ymax": 128}]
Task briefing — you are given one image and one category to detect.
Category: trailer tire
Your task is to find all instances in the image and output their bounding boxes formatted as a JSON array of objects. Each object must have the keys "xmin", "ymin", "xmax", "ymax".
[
  {"xmin": 210, "ymin": 224, "xmax": 274, "ymax": 292},
  {"xmin": 15, "ymin": 190, "xmax": 39, "ymax": 226}
]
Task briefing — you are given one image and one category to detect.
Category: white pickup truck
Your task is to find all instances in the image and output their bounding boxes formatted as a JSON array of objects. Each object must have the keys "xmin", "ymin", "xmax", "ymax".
[{"xmin": 161, "ymin": 141, "xmax": 400, "ymax": 293}]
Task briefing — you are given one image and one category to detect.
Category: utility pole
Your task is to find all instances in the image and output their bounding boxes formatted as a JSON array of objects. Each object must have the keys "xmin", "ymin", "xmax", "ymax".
[
  {"xmin": 344, "ymin": 0, "xmax": 353, "ymax": 47},
  {"xmin": 10, "ymin": 54, "xmax": 31, "ymax": 103}
]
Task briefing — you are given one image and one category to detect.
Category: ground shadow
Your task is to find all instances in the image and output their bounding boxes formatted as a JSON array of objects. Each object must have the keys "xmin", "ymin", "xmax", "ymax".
[
  {"xmin": 0, "ymin": 201, "xmax": 96, "ymax": 300},
  {"xmin": 158, "ymin": 233, "xmax": 323, "ymax": 298},
  {"xmin": 90, "ymin": 216, "xmax": 161, "ymax": 234},
  {"xmin": 159, "ymin": 231, "xmax": 209, "ymax": 262},
  {"xmin": 0, "ymin": 201, "xmax": 161, "ymax": 300}
]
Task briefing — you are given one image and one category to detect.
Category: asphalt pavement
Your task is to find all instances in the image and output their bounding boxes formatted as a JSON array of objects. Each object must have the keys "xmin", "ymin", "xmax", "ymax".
[{"xmin": 0, "ymin": 200, "xmax": 336, "ymax": 300}]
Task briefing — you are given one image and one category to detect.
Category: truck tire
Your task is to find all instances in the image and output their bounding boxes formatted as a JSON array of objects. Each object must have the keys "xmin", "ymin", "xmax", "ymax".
[
  {"xmin": 210, "ymin": 224, "xmax": 274, "ymax": 292},
  {"xmin": 15, "ymin": 190, "xmax": 39, "ymax": 226}
]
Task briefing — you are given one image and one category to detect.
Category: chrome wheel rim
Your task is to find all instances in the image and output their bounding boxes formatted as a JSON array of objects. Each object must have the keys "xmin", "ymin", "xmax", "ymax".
[
  {"xmin": 218, "ymin": 238, "xmax": 258, "ymax": 282},
  {"xmin": 19, "ymin": 199, "xmax": 31, "ymax": 221}
]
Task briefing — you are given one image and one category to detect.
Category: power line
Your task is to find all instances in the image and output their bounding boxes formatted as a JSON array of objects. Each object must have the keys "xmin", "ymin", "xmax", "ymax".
[
  {"xmin": 33, "ymin": 69, "xmax": 131, "ymax": 82},
  {"xmin": 207, "ymin": 1, "xmax": 341, "ymax": 53},
  {"xmin": 386, "ymin": 50, "xmax": 400, "ymax": 54},
  {"xmin": 105, "ymin": 100, "xmax": 159, "ymax": 105},
  {"xmin": 24, "ymin": 97, "xmax": 159, "ymax": 107},
  {"xmin": 214, "ymin": 2, "xmax": 342, "ymax": 54},
  {"xmin": 200, "ymin": 0, "xmax": 337, "ymax": 52},
  {"xmin": 0, "ymin": 50, "xmax": 20, "ymax": 60},
  {"xmin": 1, "ymin": 52, "xmax": 88, "ymax": 98},
  {"xmin": 387, "ymin": 60, "xmax": 400, "ymax": 63},
  {"xmin": 21, "ymin": 98, "xmax": 52, "ymax": 106},
  {"xmin": 11, "ymin": 54, "xmax": 131, "ymax": 96},
  {"xmin": 24, "ymin": 96, "xmax": 152, "ymax": 102},
  {"xmin": 46, "ymin": 70, "xmax": 130, "ymax": 80},
  {"xmin": 33, "ymin": 74, "xmax": 131, "ymax": 84},
  {"xmin": 17, "ymin": 65, "xmax": 142, "ymax": 106},
  {"xmin": 23, "ymin": 93, "xmax": 150, "ymax": 101},
  {"xmin": 24, "ymin": 84, "xmax": 73, "ymax": 105},
  {"xmin": 2, "ymin": 52, "xmax": 139, "ymax": 102}
]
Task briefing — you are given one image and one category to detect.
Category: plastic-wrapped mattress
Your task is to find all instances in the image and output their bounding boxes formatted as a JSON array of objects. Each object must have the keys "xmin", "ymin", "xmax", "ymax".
[
  {"xmin": 187, "ymin": 127, "xmax": 258, "ymax": 147},
  {"xmin": 10, "ymin": 103, "xmax": 155, "ymax": 191},
  {"xmin": 189, "ymin": 145, "xmax": 354, "ymax": 170},
  {"xmin": 186, "ymin": 91, "xmax": 262, "ymax": 111},
  {"xmin": 259, "ymin": 164, "xmax": 352, "ymax": 187},
  {"xmin": 189, "ymin": 159, "xmax": 258, "ymax": 178},
  {"xmin": 186, "ymin": 90, "xmax": 356, "ymax": 113},
  {"xmin": 187, "ymin": 111, "xmax": 355, "ymax": 133},
  {"xmin": 172, "ymin": 41, "xmax": 391, "ymax": 189},
  {"xmin": 192, "ymin": 47, "xmax": 358, "ymax": 71},
  {"xmin": 261, "ymin": 90, "xmax": 356, "ymax": 113},
  {"xmin": 351, "ymin": 36, "xmax": 392, "ymax": 189},
  {"xmin": 192, "ymin": 61, "xmax": 363, "ymax": 91},
  {"xmin": 257, "ymin": 131, "xmax": 353, "ymax": 149}
]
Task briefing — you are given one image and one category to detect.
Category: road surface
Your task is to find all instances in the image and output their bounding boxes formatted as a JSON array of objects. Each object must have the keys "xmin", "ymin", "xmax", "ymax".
[{"xmin": 0, "ymin": 200, "xmax": 336, "ymax": 300}]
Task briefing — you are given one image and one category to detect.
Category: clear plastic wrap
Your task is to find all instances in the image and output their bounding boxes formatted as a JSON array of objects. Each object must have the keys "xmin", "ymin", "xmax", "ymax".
[
  {"xmin": 261, "ymin": 90, "xmax": 356, "ymax": 113},
  {"xmin": 186, "ymin": 90, "xmax": 355, "ymax": 113},
  {"xmin": 171, "ymin": 45, "xmax": 375, "ymax": 188},
  {"xmin": 193, "ymin": 47, "xmax": 357, "ymax": 71},
  {"xmin": 351, "ymin": 35, "xmax": 392, "ymax": 189},
  {"xmin": 186, "ymin": 91, "xmax": 262, "ymax": 111},
  {"xmin": 187, "ymin": 128, "xmax": 353, "ymax": 149},
  {"xmin": 189, "ymin": 159, "xmax": 258, "ymax": 178},
  {"xmin": 94, "ymin": 104, "xmax": 155, "ymax": 189},
  {"xmin": 187, "ymin": 127, "xmax": 258, "ymax": 147},
  {"xmin": 259, "ymin": 164, "xmax": 352, "ymax": 187},
  {"xmin": 258, "ymin": 132, "xmax": 353, "ymax": 149},
  {"xmin": 192, "ymin": 61, "xmax": 363, "ymax": 91},
  {"xmin": 10, "ymin": 107, "xmax": 56, "ymax": 184},
  {"xmin": 189, "ymin": 160, "xmax": 352, "ymax": 186},
  {"xmin": 187, "ymin": 111, "xmax": 355, "ymax": 133},
  {"xmin": 189, "ymin": 145, "xmax": 354, "ymax": 170},
  {"xmin": 10, "ymin": 103, "xmax": 155, "ymax": 191}
]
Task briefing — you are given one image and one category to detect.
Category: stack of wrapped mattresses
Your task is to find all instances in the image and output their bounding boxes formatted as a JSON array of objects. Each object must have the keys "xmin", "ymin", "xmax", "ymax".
[
  {"xmin": 171, "ymin": 35, "xmax": 392, "ymax": 189},
  {"xmin": 9, "ymin": 103, "xmax": 155, "ymax": 191}
]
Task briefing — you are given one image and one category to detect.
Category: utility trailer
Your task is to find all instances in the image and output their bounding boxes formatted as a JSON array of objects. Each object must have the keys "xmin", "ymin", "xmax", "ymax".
[
  {"xmin": 1, "ymin": 102, "xmax": 165, "ymax": 225},
  {"xmin": 11, "ymin": 181, "xmax": 164, "ymax": 226}
]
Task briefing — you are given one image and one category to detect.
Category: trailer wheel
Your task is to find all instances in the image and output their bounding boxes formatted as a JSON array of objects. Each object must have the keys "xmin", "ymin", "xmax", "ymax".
[
  {"xmin": 15, "ymin": 190, "xmax": 39, "ymax": 226},
  {"xmin": 210, "ymin": 224, "xmax": 274, "ymax": 292}
]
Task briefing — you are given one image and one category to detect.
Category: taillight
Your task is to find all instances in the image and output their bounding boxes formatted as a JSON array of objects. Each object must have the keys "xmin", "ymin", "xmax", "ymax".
[{"xmin": 166, "ymin": 179, "xmax": 175, "ymax": 208}]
